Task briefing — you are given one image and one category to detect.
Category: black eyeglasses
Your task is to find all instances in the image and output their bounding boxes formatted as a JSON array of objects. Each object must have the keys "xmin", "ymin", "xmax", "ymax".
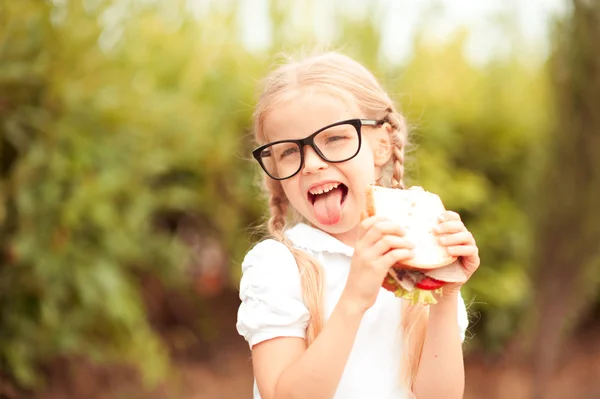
[{"xmin": 252, "ymin": 118, "xmax": 385, "ymax": 180}]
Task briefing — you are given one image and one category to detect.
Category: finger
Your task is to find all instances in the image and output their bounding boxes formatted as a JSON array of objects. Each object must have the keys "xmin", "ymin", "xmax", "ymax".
[
  {"xmin": 437, "ymin": 231, "xmax": 474, "ymax": 246},
  {"xmin": 362, "ymin": 221, "xmax": 406, "ymax": 247},
  {"xmin": 434, "ymin": 221, "xmax": 466, "ymax": 235},
  {"xmin": 438, "ymin": 211, "xmax": 461, "ymax": 222},
  {"xmin": 371, "ymin": 235, "xmax": 415, "ymax": 256},
  {"xmin": 461, "ymin": 255, "xmax": 481, "ymax": 272},
  {"xmin": 377, "ymin": 248, "xmax": 414, "ymax": 270},
  {"xmin": 358, "ymin": 215, "xmax": 389, "ymax": 238},
  {"xmin": 446, "ymin": 244, "xmax": 479, "ymax": 258}
]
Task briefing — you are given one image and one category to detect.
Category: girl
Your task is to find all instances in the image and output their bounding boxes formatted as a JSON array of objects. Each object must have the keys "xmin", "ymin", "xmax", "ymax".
[{"xmin": 236, "ymin": 52, "xmax": 480, "ymax": 399}]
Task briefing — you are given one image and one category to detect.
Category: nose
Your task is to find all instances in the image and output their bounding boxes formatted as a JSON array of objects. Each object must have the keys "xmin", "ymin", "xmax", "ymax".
[{"xmin": 302, "ymin": 146, "xmax": 328, "ymax": 175}]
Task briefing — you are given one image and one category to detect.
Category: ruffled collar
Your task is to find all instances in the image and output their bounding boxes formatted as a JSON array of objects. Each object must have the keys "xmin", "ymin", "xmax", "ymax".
[{"xmin": 284, "ymin": 223, "xmax": 355, "ymax": 257}]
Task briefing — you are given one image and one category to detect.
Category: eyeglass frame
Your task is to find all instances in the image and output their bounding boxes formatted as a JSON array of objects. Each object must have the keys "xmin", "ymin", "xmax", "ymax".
[{"xmin": 252, "ymin": 118, "xmax": 386, "ymax": 181}]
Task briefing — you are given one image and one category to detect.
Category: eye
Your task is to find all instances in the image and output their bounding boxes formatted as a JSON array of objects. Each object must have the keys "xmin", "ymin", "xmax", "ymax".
[
  {"xmin": 280, "ymin": 146, "xmax": 299, "ymax": 160},
  {"xmin": 325, "ymin": 135, "xmax": 350, "ymax": 144},
  {"xmin": 260, "ymin": 148, "xmax": 272, "ymax": 158}
]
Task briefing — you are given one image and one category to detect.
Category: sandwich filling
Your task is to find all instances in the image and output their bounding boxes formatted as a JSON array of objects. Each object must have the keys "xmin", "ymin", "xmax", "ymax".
[
  {"xmin": 309, "ymin": 183, "xmax": 348, "ymax": 225},
  {"xmin": 385, "ymin": 269, "xmax": 445, "ymax": 305},
  {"xmin": 389, "ymin": 268, "xmax": 425, "ymax": 292},
  {"xmin": 388, "ymin": 268, "xmax": 445, "ymax": 292},
  {"xmin": 384, "ymin": 260, "xmax": 467, "ymax": 305}
]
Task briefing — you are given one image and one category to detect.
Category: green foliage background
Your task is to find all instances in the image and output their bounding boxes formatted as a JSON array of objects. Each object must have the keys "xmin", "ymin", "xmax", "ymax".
[{"xmin": 0, "ymin": 0, "xmax": 595, "ymax": 392}]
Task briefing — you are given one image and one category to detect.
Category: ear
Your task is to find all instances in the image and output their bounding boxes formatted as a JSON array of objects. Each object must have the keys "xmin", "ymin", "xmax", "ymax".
[{"xmin": 372, "ymin": 123, "xmax": 393, "ymax": 167}]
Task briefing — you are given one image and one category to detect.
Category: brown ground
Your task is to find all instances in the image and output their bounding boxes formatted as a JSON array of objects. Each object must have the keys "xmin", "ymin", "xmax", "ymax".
[{"xmin": 5, "ymin": 287, "xmax": 600, "ymax": 399}]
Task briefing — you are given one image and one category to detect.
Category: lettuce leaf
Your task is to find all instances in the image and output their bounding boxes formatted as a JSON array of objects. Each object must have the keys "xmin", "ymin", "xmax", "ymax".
[{"xmin": 393, "ymin": 286, "xmax": 443, "ymax": 305}]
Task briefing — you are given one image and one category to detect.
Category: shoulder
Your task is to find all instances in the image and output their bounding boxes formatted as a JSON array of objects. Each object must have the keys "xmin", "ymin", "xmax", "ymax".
[
  {"xmin": 240, "ymin": 239, "xmax": 301, "ymax": 291},
  {"xmin": 236, "ymin": 239, "xmax": 309, "ymax": 347},
  {"xmin": 242, "ymin": 239, "xmax": 298, "ymax": 274}
]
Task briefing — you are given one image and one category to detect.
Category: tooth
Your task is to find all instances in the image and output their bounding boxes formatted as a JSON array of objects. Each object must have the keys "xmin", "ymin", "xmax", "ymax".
[{"xmin": 310, "ymin": 182, "xmax": 342, "ymax": 196}]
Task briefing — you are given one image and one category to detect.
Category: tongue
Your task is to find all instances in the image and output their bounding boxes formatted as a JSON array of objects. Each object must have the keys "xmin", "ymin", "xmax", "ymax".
[{"xmin": 313, "ymin": 187, "xmax": 344, "ymax": 225}]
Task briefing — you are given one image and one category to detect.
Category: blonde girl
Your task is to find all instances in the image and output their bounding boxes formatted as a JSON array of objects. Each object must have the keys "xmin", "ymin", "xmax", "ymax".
[{"xmin": 236, "ymin": 52, "xmax": 480, "ymax": 399}]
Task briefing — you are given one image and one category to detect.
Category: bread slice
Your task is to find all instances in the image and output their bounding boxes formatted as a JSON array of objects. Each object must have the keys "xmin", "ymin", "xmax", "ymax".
[{"xmin": 365, "ymin": 185, "xmax": 457, "ymax": 269}]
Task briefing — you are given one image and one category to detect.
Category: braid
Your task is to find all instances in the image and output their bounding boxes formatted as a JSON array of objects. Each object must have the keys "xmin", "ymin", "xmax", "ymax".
[
  {"xmin": 266, "ymin": 177, "xmax": 289, "ymax": 235},
  {"xmin": 392, "ymin": 144, "xmax": 405, "ymax": 189},
  {"xmin": 263, "ymin": 176, "xmax": 325, "ymax": 345},
  {"xmin": 385, "ymin": 111, "xmax": 409, "ymax": 189}
]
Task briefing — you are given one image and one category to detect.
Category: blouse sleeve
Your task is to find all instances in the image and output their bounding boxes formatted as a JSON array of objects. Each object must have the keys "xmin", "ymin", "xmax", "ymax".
[
  {"xmin": 457, "ymin": 292, "xmax": 470, "ymax": 343},
  {"xmin": 236, "ymin": 239, "xmax": 310, "ymax": 349}
]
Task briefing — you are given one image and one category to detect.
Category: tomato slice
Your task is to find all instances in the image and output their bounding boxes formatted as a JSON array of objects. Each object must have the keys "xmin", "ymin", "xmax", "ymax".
[
  {"xmin": 381, "ymin": 278, "xmax": 397, "ymax": 292},
  {"xmin": 415, "ymin": 277, "xmax": 445, "ymax": 291}
]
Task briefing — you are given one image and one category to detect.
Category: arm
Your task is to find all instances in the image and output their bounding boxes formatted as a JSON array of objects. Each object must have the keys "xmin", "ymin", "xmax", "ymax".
[
  {"xmin": 413, "ymin": 292, "xmax": 464, "ymax": 399},
  {"xmin": 252, "ymin": 295, "xmax": 364, "ymax": 399},
  {"xmin": 413, "ymin": 209, "xmax": 480, "ymax": 398},
  {"xmin": 251, "ymin": 216, "xmax": 415, "ymax": 399}
]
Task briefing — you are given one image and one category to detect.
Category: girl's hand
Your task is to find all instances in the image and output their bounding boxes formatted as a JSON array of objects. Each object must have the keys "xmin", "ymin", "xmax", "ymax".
[
  {"xmin": 342, "ymin": 216, "xmax": 415, "ymax": 314},
  {"xmin": 434, "ymin": 210, "xmax": 480, "ymax": 295}
]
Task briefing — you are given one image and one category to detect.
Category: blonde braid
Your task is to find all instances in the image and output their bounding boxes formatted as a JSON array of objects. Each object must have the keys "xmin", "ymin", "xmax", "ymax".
[
  {"xmin": 392, "ymin": 145, "xmax": 406, "ymax": 189},
  {"xmin": 266, "ymin": 177, "xmax": 289, "ymax": 234},
  {"xmin": 386, "ymin": 111, "xmax": 408, "ymax": 189},
  {"xmin": 264, "ymin": 177, "xmax": 325, "ymax": 345}
]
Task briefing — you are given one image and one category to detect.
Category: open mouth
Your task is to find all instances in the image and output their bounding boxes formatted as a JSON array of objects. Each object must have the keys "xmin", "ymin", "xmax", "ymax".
[
  {"xmin": 308, "ymin": 182, "xmax": 348, "ymax": 204},
  {"xmin": 307, "ymin": 182, "xmax": 349, "ymax": 225}
]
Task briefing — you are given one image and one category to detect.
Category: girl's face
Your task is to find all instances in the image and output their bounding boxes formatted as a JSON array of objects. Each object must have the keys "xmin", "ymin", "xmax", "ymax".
[{"xmin": 262, "ymin": 91, "xmax": 392, "ymax": 245}]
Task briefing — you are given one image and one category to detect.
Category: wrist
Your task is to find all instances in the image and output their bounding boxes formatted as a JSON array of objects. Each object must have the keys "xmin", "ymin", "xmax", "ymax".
[
  {"xmin": 433, "ymin": 288, "xmax": 460, "ymax": 306},
  {"xmin": 337, "ymin": 293, "xmax": 368, "ymax": 319},
  {"xmin": 439, "ymin": 283, "xmax": 462, "ymax": 298}
]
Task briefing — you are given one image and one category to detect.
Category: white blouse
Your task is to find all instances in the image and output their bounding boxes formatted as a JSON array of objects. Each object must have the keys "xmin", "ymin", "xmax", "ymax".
[{"xmin": 236, "ymin": 223, "xmax": 470, "ymax": 399}]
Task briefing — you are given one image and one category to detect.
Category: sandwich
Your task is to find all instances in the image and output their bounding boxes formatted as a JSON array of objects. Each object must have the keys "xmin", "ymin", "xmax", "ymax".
[{"xmin": 365, "ymin": 185, "xmax": 467, "ymax": 304}]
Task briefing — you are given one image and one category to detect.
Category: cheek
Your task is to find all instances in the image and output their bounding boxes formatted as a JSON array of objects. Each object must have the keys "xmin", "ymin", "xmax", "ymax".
[
  {"xmin": 280, "ymin": 180, "xmax": 303, "ymax": 208},
  {"xmin": 349, "ymin": 149, "xmax": 377, "ymax": 184}
]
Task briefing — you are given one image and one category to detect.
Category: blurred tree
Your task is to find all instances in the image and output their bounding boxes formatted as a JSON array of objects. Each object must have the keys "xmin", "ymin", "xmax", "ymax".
[
  {"xmin": 528, "ymin": 0, "xmax": 600, "ymax": 397},
  {"xmin": 0, "ymin": 0, "xmax": 263, "ymax": 391}
]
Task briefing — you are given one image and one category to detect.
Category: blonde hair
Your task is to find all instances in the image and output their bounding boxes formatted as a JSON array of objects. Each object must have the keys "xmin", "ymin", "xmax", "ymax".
[{"xmin": 252, "ymin": 51, "xmax": 428, "ymax": 393}]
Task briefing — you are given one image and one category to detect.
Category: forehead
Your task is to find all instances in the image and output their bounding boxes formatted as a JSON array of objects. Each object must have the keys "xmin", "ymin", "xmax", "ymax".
[{"xmin": 262, "ymin": 90, "xmax": 361, "ymax": 143}]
